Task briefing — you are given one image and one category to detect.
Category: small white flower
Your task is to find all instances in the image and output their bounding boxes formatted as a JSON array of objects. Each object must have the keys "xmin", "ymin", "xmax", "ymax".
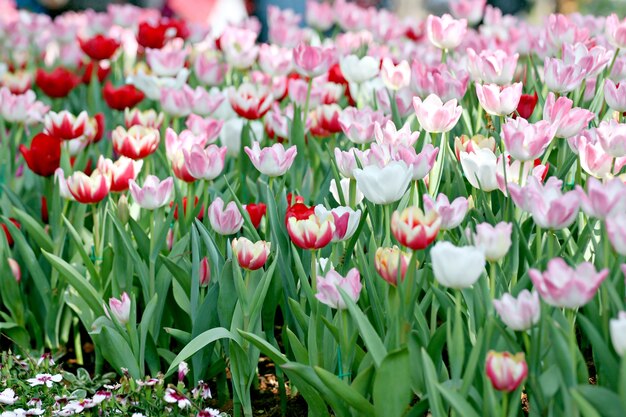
[
  {"xmin": 27, "ymin": 373, "xmax": 63, "ymax": 388},
  {"xmin": 0, "ymin": 388, "xmax": 17, "ymax": 405},
  {"xmin": 163, "ymin": 388, "xmax": 192, "ymax": 409}
]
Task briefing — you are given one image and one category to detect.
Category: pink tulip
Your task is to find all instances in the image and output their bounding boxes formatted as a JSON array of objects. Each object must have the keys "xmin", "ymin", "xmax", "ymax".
[
  {"xmin": 109, "ymin": 292, "xmax": 131, "ymax": 325},
  {"xmin": 529, "ymin": 258, "xmax": 608, "ymax": 308},
  {"xmin": 66, "ymin": 170, "xmax": 111, "ymax": 204},
  {"xmin": 544, "ymin": 14, "xmax": 589, "ymax": 53},
  {"xmin": 334, "ymin": 147, "xmax": 368, "ymax": 178},
  {"xmin": 183, "ymin": 144, "xmax": 227, "ymax": 181},
  {"xmin": 258, "ymin": 43, "xmax": 293, "ymax": 77},
  {"xmin": 411, "ymin": 61, "xmax": 469, "ymax": 102},
  {"xmin": 426, "ymin": 14, "xmax": 467, "ymax": 50},
  {"xmin": 231, "ymin": 237, "xmax": 271, "ymax": 271},
  {"xmin": 244, "ymin": 142, "xmax": 297, "ymax": 177},
  {"xmin": 573, "ymin": 130, "xmax": 616, "ymax": 178},
  {"xmin": 306, "ymin": 0, "xmax": 334, "ymax": 31},
  {"xmin": 604, "ymin": 79, "xmax": 626, "ymax": 113},
  {"xmin": 146, "ymin": 47, "xmax": 188, "ymax": 77},
  {"xmin": 562, "ymin": 42, "xmax": 611, "ymax": 78},
  {"xmin": 501, "ymin": 118, "xmax": 554, "ymax": 161},
  {"xmin": 8, "ymin": 258, "xmax": 21, "ymax": 283},
  {"xmin": 286, "ymin": 211, "xmax": 335, "ymax": 250},
  {"xmin": 380, "ymin": 58, "xmax": 411, "ymax": 91},
  {"xmin": 96, "ymin": 156, "xmax": 142, "ymax": 193},
  {"xmin": 542, "ymin": 92, "xmax": 594, "ymax": 139},
  {"xmin": 194, "ymin": 53, "xmax": 227, "ymax": 86},
  {"xmin": 495, "ymin": 155, "xmax": 548, "ymax": 195},
  {"xmin": 449, "ymin": 0, "xmax": 486, "ymax": 25},
  {"xmin": 191, "ymin": 86, "xmax": 224, "ymax": 117},
  {"xmin": 508, "ymin": 177, "xmax": 580, "ymax": 229},
  {"xmin": 267, "ymin": 6, "xmax": 303, "ymax": 48},
  {"xmin": 54, "ymin": 168, "xmax": 74, "ymax": 201},
  {"xmin": 199, "ymin": 257, "xmax": 210, "ymax": 287},
  {"xmin": 220, "ymin": 27, "xmax": 259, "ymax": 70},
  {"xmin": 576, "ymin": 177, "xmax": 626, "ymax": 220},
  {"xmin": 606, "ymin": 13, "xmax": 626, "ymax": 49},
  {"xmin": 467, "ymin": 48, "xmax": 518, "ymax": 85},
  {"xmin": 229, "ymin": 83, "xmax": 273, "ymax": 120},
  {"xmin": 334, "ymin": 0, "xmax": 369, "ymax": 31},
  {"xmin": 475, "ymin": 82, "xmax": 522, "ymax": 116},
  {"xmin": 208, "ymin": 198, "xmax": 244, "ymax": 235},
  {"xmin": 597, "ymin": 120, "xmax": 626, "ymax": 158},
  {"xmin": 471, "ymin": 222, "xmax": 512, "ymax": 262},
  {"xmin": 0, "ymin": 88, "xmax": 48, "ymax": 125},
  {"xmin": 423, "ymin": 193, "xmax": 469, "ymax": 230},
  {"xmin": 185, "ymin": 114, "xmax": 223, "ymax": 144},
  {"xmin": 314, "ymin": 205, "xmax": 361, "ymax": 242},
  {"xmin": 394, "ymin": 144, "xmax": 439, "ymax": 180},
  {"xmin": 316, "ymin": 268, "xmax": 362, "ymax": 309},
  {"xmin": 128, "ymin": 175, "xmax": 174, "ymax": 210},
  {"xmin": 606, "ymin": 213, "xmax": 626, "ymax": 256},
  {"xmin": 376, "ymin": 87, "xmax": 414, "ymax": 117},
  {"xmin": 485, "ymin": 351, "xmax": 527, "ymax": 392},
  {"xmin": 338, "ymin": 107, "xmax": 388, "ymax": 145},
  {"xmin": 374, "ymin": 120, "xmax": 420, "ymax": 148},
  {"xmin": 543, "ymin": 57, "xmax": 587, "ymax": 94},
  {"xmin": 413, "ymin": 94, "xmax": 462, "ymax": 133},
  {"xmin": 160, "ymin": 85, "xmax": 194, "ymax": 118},
  {"xmin": 293, "ymin": 42, "xmax": 334, "ymax": 78},
  {"xmin": 493, "ymin": 290, "xmax": 540, "ymax": 331}
]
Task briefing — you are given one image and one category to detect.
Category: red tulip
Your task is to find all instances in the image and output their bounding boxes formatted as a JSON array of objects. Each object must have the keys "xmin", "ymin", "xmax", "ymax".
[
  {"xmin": 102, "ymin": 82, "xmax": 145, "ymax": 111},
  {"xmin": 1, "ymin": 218, "xmax": 20, "ymax": 247},
  {"xmin": 287, "ymin": 193, "xmax": 304, "ymax": 207},
  {"xmin": 285, "ymin": 202, "xmax": 314, "ymax": 227},
  {"xmin": 35, "ymin": 67, "xmax": 80, "ymax": 98},
  {"xmin": 79, "ymin": 34, "xmax": 120, "ymax": 61},
  {"xmin": 41, "ymin": 196, "xmax": 49, "ymax": 224},
  {"xmin": 81, "ymin": 61, "xmax": 111, "ymax": 85},
  {"xmin": 19, "ymin": 133, "xmax": 62, "ymax": 177},
  {"xmin": 516, "ymin": 92, "xmax": 538, "ymax": 119},
  {"xmin": 137, "ymin": 21, "xmax": 168, "ymax": 49},
  {"xmin": 244, "ymin": 203, "xmax": 267, "ymax": 228},
  {"xmin": 170, "ymin": 197, "xmax": 204, "ymax": 220}
]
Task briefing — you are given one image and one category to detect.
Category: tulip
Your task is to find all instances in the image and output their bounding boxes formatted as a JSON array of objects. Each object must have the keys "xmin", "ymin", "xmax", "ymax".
[
  {"xmin": 610, "ymin": 312, "xmax": 626, "ymax": 356},
  {"xmin": 376, "ymin": 87, "xmax": 415, "ymax": 117},
  {"xmin": 146, "ymin": 47, "xmax": 188, "ymax": 77},
  {"xmin": 380, "ymin": 58, "xmax": 411, "ymax": 91},
  {"xmin": 338, "ymin": 107, "xmax": 388, "ymax": 145},
  {"xmin": 244, "ymin": 142, "xmax": 297, "ymax": 177},
  {"xmin": 460, "ymin": 148, "xmax": 499, "ymax": 192},
  {"xmin": 316, "ymin": 268, "xmax": 362, "ymax": 309},
  {"xmin": 529, "ymin": 258, "xmax": 608, "ymax": 308},
  {"xmin": 353, "ymin": 161, "xmax": 413, "ymax": 205},
  {"xmin": 394, "ymin": 144, "xmax": 439, "ymax": 181},
  {"xmin": 606, "ymin": 213, "xmax": 626, "ymax": 256},
  {"xmin": 574, "ymin": 130, "xmax": 615, "ymax": 179},
  {"xmin": 229, "ymin": 83, "xmax": 274, "ymax": 120},
  {"xmin": 35, "ymin": 67, "xmax": 80, "ymax": 98},
  {"xmin": 66, "ymin": 169, "xmax": 111, "ymax": 204},
  {"xmin": 191, "ymin": 86, "xmax": 225, "ymax": 117},
  {"xmin": 374, "ymin": 120, "xmax": 419, "ymax": 148},
  {"xmin": 306, "ymin": 0, "xmax": 334, "ymax": 31},
  {"xmin": 109, "ymin": 292, "xmax": 131, "ymax": 325},
  {"xmin": 137, "ymin": 20, "xmax": 168, "ymax": 49},
  {"xmin": 543, "ymin": 57, "xmax": 586, "ymax": 94},
  {"xmin": 516, "ymin": 92, "xmax": 538, "ymax": 119},
  {"xmin": 426, "ymin": 14, "xmax": 467, "ymax": 50},
  {"xmin": 79, "ymin": 34, "xmax": 120, "ymax": 61},
  {"xmin": 286, "ymin": 210, "xmax": 335, "ymax": 250},
  {"xmin": 495, "ymin": 155, "xmax": 548, "ymax": 194},
  {"xmin": 471, "ymin": 222, "xmax": 512, "ymax": 262},
  {"xmin": 334, "ymin": 147, "xmax": 368, "ymax": 179},
  {"xmin": 183, "ymin": 144, "xmax": 227, "ymax": 181},
  {"xmin": 258, "ymin": 43, "xmax": 293, "ymax": 77},
  {"xmin": 309, "ymin": 104, "xmax": 342, "ymax": 136},
  {"xmin": 1, "ymin": 219, "xmax": 20, "ymax": 248},
  {"xmin": 430, "ymin": 241, "xmax": 485, "ymax": 288},
  {"xmin": 449, "ymin": 0, "xmax": 485, "ymax": 25},
  {"xmin": 391, "ymin": 207, "xmax": 441, "ymax": 250},
  {"xmin": 124, "ymin": 108, "xmax": 164, "ymax": 129},
  {"xmin": 128, "ymin": 175, "xmax": 174, "ymax": 210},
  {"xmin": 208, "ymin": 198, "xmax": 244, "ymax": 235},
  {"xmin": 244, "ymin": 203, "xmax": 267, "ymax": 229},
  {"xmin": 112, "ymin": 126, "xmax": 160, "ymax": 160},
  {"xmin": 485, "ymin": 351, "xmax": 528, "ymax": 392},
  {"xmin": 508, "ymin": 177, "xmax": 580, "ymax": 230},
  {"xmin": 97, "ymin": 156, "xmax": 143, "ymax": 193},
  {"xmin": 102, "ymin": 82, "xmax": 145, "ymax": 111},
  {"xmin": 339, "ymin": 54, "xmax": 379, "ymax": 84},
  {"xmin": 220, "ymin": 118, "xmax": 264, "ymax": 157},
  {"xmin": 606, "ymin": 13, "xmax": 626, "ymax": 49},
  {"xmin": 8, "ymin": 258, "xmax": 20, "ymax": 283},
  {"xmin": 411, "ymin": 61, "xmax": 469, "ymax": 103},
  {"xmin": 466, "ymin": 48, "xmax": 518, "ymax": 85},
  {"xmin": 375, "ymin": 246, "xmax": 413, "ymax": 285},
  {"xmin": 423, "ymin": 194, "xmax": 469, "ymax": 230},
  {"xmin": 44, "ymin": 110, "xmax": 90, "ymax": 140},
  {"xmin": 117, "ymin": 194, "xmax": 130, "ymax": 225},
  {"xmin": 293, "ymin": 42, "xmax": 334, "ymax": 78},
  {"xmin": 596, "ymin": 120, "xmax": 626, "ymax": 158},
  {"xmin": 542, "ymin": 92, "xmax": 594, "ymax": 139},
  {"xmin": 19, "ymin": 133, "xmax": 62, "ymax": 177},
  {"xmin": 501, "ymin": 118, "xmax": 554, "ymax": 162},
  {"xmin": 160, "ymin": 85, "xmax": 194, "ymax": 118},
  {"xmin": 194, "ymin": 52, "xmax": 228, "ymax": 86},
  {"xmin": 454, "ymin": 134, "xmax": 497, "ymax": 160},
  {"xmin": 221, "ymin": 27, "xmax": 259, "ymax": 70},
  {"xmin": 475, "ymin": 83, "xmax": 522, "ymax": 116},
  {"xmin": 413, "ymin": 94, "xmax": 462, "ymax": 133},
  {"xmin": 199, "ymin": 257, "xmax": 211, "ymax": 287},
  {"xmin": 0, "ymin": 87, "xmax": 48, "ymax": 125},
  {"xmin": 330, "ymin": 178, "xmax": 364, "ymax": 206},
  {"xmin": 576, "ymin": 177, "xmax": 626, "ymax": 220},
  {"xmin": 314, "ymin": 205, "xmax": 361, "ymax": 242},
  {"xmin": 493, "ymin": 290, "xmax": 540, "ymax": 331},
  {"xmin": 604, "ymin": 79, "xmax": 626, "ymax": 112},
  {"xmin": 231, "ymin": 237, "xmax": 271, "ymax": 271},
  {"xmin": 186, "ymin": 114, "xmax": 224, "ymax": 144}
]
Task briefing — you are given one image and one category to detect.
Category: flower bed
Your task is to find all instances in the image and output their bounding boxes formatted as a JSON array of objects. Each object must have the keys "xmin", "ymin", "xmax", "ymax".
[{"xmin": 1, "ymin": 0, "xmax": 625, "ymax": 416}]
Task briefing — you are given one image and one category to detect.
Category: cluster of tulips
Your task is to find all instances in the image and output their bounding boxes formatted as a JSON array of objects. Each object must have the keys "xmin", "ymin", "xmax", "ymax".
[{"xmin": 2, "ymin": 0, "xmax": 626, "ymax": 416}]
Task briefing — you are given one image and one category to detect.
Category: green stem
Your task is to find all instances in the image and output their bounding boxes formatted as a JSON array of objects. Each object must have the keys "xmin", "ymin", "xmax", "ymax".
[
  {"xmin": 311, "ymin": 249, "xmax": 318, "ymax": 293},
  {"xmin": 490, "ymin": 261, "xmax": 497, "ymax": 300},
  {"xmin": 383, "ymin": 204, "xmax": 391, "ymax": 246},
  {"xmin": 567, "ymin": 308, "xmax": 578, "ymax": 379},
  {"xmin": 535, "ymin": 224, "xmax": 542, "ymax": 264},
  {"xmin": 349, "ymin": 178, "xmax": 357, "ymax": 208},
  {"xmin": 500, "ymin": 392, "xmax": 509, "ymax": 417},
  {"xmin": 302, "ymin": 77, "xmax": 313, "ymax": 126}
]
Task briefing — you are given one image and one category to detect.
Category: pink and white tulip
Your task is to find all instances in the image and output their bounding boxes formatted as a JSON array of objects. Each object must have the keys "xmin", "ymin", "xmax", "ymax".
[
  {"xmin": 501, "ymin": 118, "xmax": 554, "ymax": 161},
  {"xmin": 316, "ymin": 268, "xmax": 362, "ymax": 309},
  {"xmin": 338, "ymin": 107, "xmax": 388, "ymax": 145},
  {"xmin": 426, "ymin": 14, "xmax": 467, "ymax": 50},
  {"xmin": 314, "ymin": 205, "xmax": 361, "ymax": 242},
  {"xmin": 108, "ymin": 292, "xmax": 131, "ymax": 325},
  {"xmin": 231, "ymin": 237, "xmax": 270, "ymax": 271},
  {"xmin": 493, "ymin": 290, "xmax": 540, "ymax": 331},
  {"xmin": 96, "ymin": 156, "xmax": 142, "ymax": 193},
  {"xmin": 413, "ymin": 94, "xmax": 462, "ymax": 133},
  {"xmin": 485, "ymin": 351, "xmax": 528, "ymax": 392},
  {"xmin": 183, "ymin": 144, "xmax": 227, "ymax": 181},
  {"xmin": 576, "ymin": 177, "xmax": 626, "ymax": 220},
  {"xmin": 209, "ymin": 198, "xmax": 244, "ymax": 235},
  {"xmin": 66, "ymin": 170, "xmax": 111, "ymax": 204},
  {"xmin": 244, "ymin": 142, "xmax": 297, "ymax": 177},
  {"xmin": 423, "ymin": 193, "xmax": 469, "ymax": 230},
  {"xmin": 112, "ymin": 125, "xmax": 160, "ymax": 160},
  {"xmin": 596, "ymin": 120, "xmax": 626, "ymax": 158},
  {"xmin": 475, "ymin": 82, "xmax": 522, "ymax": 116},
  {"xmin": 543, "ymin": 92, "xmax": 594, "ymax": 139},
  {"xmin": 293, "ymin": 42, "xmax": 334, "ymax": 78},
  {"xmin": 128, "ymin": 175, "xmax": 174, "ymax": 210},
  {"xmin": 380, "ymin": 58, "xmax": 411, "ymax": 91}
]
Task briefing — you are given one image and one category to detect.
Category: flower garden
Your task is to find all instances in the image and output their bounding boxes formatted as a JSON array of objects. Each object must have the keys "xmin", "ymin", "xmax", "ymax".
[{"xmin": 1, "ymin": 0, "xmax": 626, "ymax": 415}]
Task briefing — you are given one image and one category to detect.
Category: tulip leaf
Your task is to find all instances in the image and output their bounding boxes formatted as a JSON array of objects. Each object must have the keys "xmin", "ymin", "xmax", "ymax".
[
  {"xmin": 578, "ymin": 313, "xmax": 619, "ymax": 387},
  {"xmin": 437, "ymin": 383, "xmax": 481, "ymax": 417},
  {"xmin": 11, "ymin": 207, "xmax": 54, "ymax": 253},
  {"xmin": 574, "ymin": 385, "xmax": 626, "ymax": 417},
  {"xmin": 570, "ymin": 389, "xmax": 602, "ymax": 417},
  {"xmin": 138, "ymin": 294, "xmax": 158, "ymax": 375},
  {"xmin": 279, "ymin": 363, "xmax": 330, "ymax": 417},
  {"xmin": 421, "ymin": 348, "xmax": 447, "ymax": 417},
  {"xmin": 314, "ymin": 366, "xmax": 376, "ymax": 416},
  {"xmin": 238, "ymin": 330, "xmax": 288, "ymax": 365},
  {"xmin": 62, "ymin": 216, "xmax": 100, "ymax": 288},
  {"xmin": 373, "ymin": 348, "xmax": 412, "ymax": 417},
  {"xmin": 95, "ymin": 326, "xmax": 141, "ymax": 379}
]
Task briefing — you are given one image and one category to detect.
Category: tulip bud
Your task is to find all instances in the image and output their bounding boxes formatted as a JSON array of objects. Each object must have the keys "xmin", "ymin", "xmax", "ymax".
[
  {"xmin": 231, "ymin": 238, "xmax": 271, "ymax": 271},
  {"xmin": 108, "ymin": 292, "xmax": 131, "ymax": 325},
  {"xmin": 199, "ymin": 257, "xmax": 211, "ymax": 287},
  {"xmin": 208, "ymin": 198, "xmax": 244, "ymax": 235},
  {"xmin": 391, "ymin": 206, "xmax": 441, "ymax": 250},
  {"xmin": 8, "ymin": 258, "xmax": 21, "ymax": 283},
  {"xmin": 166, "ymin": 227, "xmax": 175, "ymax": 251},
  {"xmin": 610, "ymin": 312, "xmax": 626, "ymax": 356},
  {"xmin": 485, "ymin": 351, "xmax": 528, "ymax": 392},
  {"xmin": 117, "ymin": 195, "xmax": 130, "ymax": 225},
  {"xmin": 374, "ymin": 246, "xmax": 413, "ymax": 285}
]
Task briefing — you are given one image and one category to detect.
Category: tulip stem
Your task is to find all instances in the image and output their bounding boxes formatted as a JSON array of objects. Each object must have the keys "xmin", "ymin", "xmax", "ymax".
[
  {"xmin": 349, "ymin": 178, "xmax": 357, "ymax": 208},
  {"xmin": 535, "ymin": 224, "xmax": 542, "ymax": 264},
  {"xmin": 500, "ymin": 392, "xmax": 509, "ymax": 417},
  {"xmin": 311, "ymin": 249, "xmax": 318, "ymax": 292},
  {"xmin": 92, "ymin": 205, "xmax": 100, "ymax": 262},
  {"xmin": 302, "ymin": 77, "xmax": 313, "ymax": 126},
  {"xmin": 490, "ymin": 261, "xmax": 497, "ymax": 300},
  {"xmin": 567, "ymin": 308, "xmax": 579, "ymax": 379},
  {"xmin": 383, "ymin": 204, "xmax": 391, "ymax": 246}
]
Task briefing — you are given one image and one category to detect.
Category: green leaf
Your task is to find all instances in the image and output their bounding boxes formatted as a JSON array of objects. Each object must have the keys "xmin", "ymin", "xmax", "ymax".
[
  {"xmin": 575, "ymin": 385, "xmax": 626, "ymax": 417},
  {"xmin": 373, "ymin": 348, "xmax": 412, "ymax": 417},
  {"xmin": 42, "ymin": 250, "xmax": 103, "ymax": 317},
  {"xmin": 421, "ymin": 348, "xmax": 447, "ymax": 417},
  {"xmin": 11, "ymin": 208, "xmax": 54, "ymax": 253},
  {"xmin": 437, "ymin": 383, "xmax": 481, "ymax": 417},
  {"xmin": 314, "ymin": 366, "xmax": 376, "ymax": 416},
  {"xmin": 238, "ymin": 330, "xmax": 288, "ymax": 365},
  {"xmin": 62, "ymin": 216, "xmax": 100, "ymax": 288},
  {"xmin": 578, "ymin": 314, "xmax": 619, "ymax": 386},
  {"xmin": 166, "ymin": 327, "xmax": 239, "ymax": 376},
  {"xmin": 570, "ymin": 389, "xmax": 601, "ymax": 417},
  {"xmin": 280, "ymin": 363, "xmax": 330, "ymax": 417},
  {"xmin": 95, "ymin": 326, "xmax": 141, "ymax": 379},
  {"xmin": 138, "ymin": 294, "xmax": 158, "ymax": 376}
]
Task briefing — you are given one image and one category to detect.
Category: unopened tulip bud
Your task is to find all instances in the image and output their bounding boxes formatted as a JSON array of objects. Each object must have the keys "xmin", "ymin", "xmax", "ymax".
[
  {"xmin": 610, "ymin": 312, "xmax": 626, "ymax": 356},
  {"xmin": 231, "ymin": 237, "xmax": 271, "ymax": 271},
  {"xmin": 117, "ymin": 195, "xmax": 130, "ymax": 225},
  {"xmin": 316, "ymin": 268, "xmax": 362, "ymax": 309},
  {"xmin": 199, "ymin": 257, "xmax": 211, "ymax": 287},
  {"xmin": 471, "ymin": 222, "xmax": 512, "ymax": 262},
  {"xmin": 166, "ymin": 227, "xmax": 175, "ymax": 251},
  {"xmin": 493, "ymin": 290, "xmax": 540, "ymax": 331},
  {"xmin": 375, "ymin": 246, "xmax": 413, "ymax": 285},
  {"xmin": 485, "ymin": 351, "xmax": 528, "ymax": 392},
  {"xmin": 391, "ymin": 206, "xmax": 441, "ymax": 250},
  {"xmin": 8, "ymin": 258, "xmax": 20, "ymax": 283},
  {"xmin": 109, "ymin": 292, "xmax": 131, "ymax": 325}
]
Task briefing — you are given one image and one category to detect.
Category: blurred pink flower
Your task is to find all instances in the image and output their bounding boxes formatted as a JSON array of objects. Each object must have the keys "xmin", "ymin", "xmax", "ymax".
[
  {"xmin": 316, "ymin": 268, "xmax": 362, "ymax": 309},
  {"xmin": 426, "ymin": 14, "xmax": 467, "ymax": 50},
  {"xmin": 244, "ymin": 142, "xmax": 297, "ymax": 177},
  {"xmin": 293, "ymin": 42, "xmax": 334, "ymax": 78},
  {"xmin": 542, "ymin": 92, "xmax": 594, "ymax": 139},
  {"xmin": 413, "ymin": 94, "xmax": 462, "ymax": 133},
  {"xmin": 423, "ymin": 193, "xmax": 469, "ymax": 230},
  {"xmin": 128, "ymin": 175, "xmax": 174, "ymax": 210},
  {"xmin": 501, "ymin": 117, "xmax": 554, "ymax": 161},
  {"xmin": 209, "ymin": 197, "xmax": 244, "ymax": 235},
  {"xmin": 493, "ymin": 290, "xmax": 540, "ymax": 331},
  {"xmin": 475, "ymin": 82, "xmax": 522, "ymax": 116}
]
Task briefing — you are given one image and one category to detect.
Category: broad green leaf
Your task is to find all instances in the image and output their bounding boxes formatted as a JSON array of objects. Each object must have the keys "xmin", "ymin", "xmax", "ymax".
[
  {"xmin": 238, "ymin": 330, "xmax": 288, "ymax": 365},
  {"xmin": 315, "ymin": 366, "xmax": 376, "ymax": 416},
  {"xmin": 437, "ymin": 383, "xmax": 481, "ymax": 417},
  {"xmin": 373, "ymin": 348, "xmax": 412, "ymax": 417},
  {"xmin": 166, "ymin": 327, "xmax": 239, "ymax": 376},
  {"xmin": 12, "ymin": 207, "xmax": 53, "ymax": 253},
  {"xmin": 421, "ymin": 348, "xmax": 447, "ymax": 417},
  {"xmin": 95, "ymin": 326, "xmax": 141, "ymax": 379}
]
